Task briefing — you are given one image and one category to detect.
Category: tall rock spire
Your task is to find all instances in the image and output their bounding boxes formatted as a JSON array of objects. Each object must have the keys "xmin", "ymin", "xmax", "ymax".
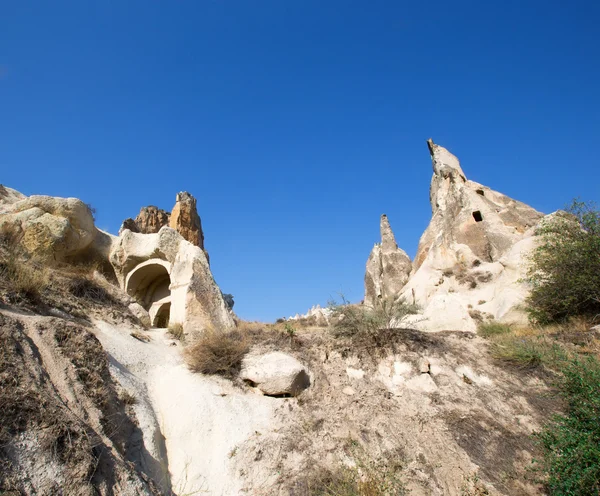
[
  {"xmin": 414, "ymin": 139, "xmax": 544, "ymax": 269},
  {"xmin": 364, "ymin": 214, "xmax": 412, "ymax": 307}
]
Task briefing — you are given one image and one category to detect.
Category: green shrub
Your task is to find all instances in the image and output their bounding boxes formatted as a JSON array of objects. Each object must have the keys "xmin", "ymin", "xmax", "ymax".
[
  {"xmin": 490, "ymin": 335, "xmax": 567, "ymax": 370},
  {"xmin": 477, "ymin": 321, "xmax": 512, "ymax": 338},
  {"xmin": 526, "ymin": 200, "xmax": 600, "ymax": 324},
  {"xmin": 536, "ymin": 356, "xmax": 600, "ymax": 495}
]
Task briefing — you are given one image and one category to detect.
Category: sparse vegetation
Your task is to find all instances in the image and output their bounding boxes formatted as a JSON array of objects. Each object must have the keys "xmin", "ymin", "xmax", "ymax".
[
  {"xmin": 168, "ymin": 322, "xmax": 185, "ymax": 341},
  {"xmin": 330, "ymin": 295, "xmax": 419, "ymax": 339},
  {"xmin": 477, "ymin": 321, "xmax": 512, "ymax": 338},
  {"xmin": 0, "ymin": 254, "xmax": 49, "ymax": 303},
  {"xmin": 297, "ymin": 446, "xmax": 406, "ymax": 496},
  {"xmin": 526, "ymin": 200, "xmax": 600, "ymax": 324},
  {"xmin": 185, "ymin": 329, "xmax": 249, "ymax": 377},
  {"xmin": 535, "ymin": 356, "xmax": 600, "ymax": 495}
]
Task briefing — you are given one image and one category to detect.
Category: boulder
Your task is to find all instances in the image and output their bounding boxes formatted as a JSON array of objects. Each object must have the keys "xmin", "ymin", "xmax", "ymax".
[
  {"xmin": 240, "ymin": 352, "xmax": 311, "ymax": 396},
  {"xmin": 128, "ymin": 302, "xmax": 151, "ymax": 328},
  {"xmin": 0, "ymin": 193, "xmax": 97, "ymax": 262},
  {"xmin": 364, "ymin": 214, "xmax": 412, "ymax": 307}
]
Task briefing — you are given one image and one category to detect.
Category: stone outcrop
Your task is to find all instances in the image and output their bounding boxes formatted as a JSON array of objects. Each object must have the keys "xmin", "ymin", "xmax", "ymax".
[
  {"xmin": 0, "ymin": 193, "xmax": 97, "ymax": 262},
  {"xmin": 414, "ymin": 139, "xmax": 544, "ymax": 270},
  {"xmin": 0, "ymin": 184, "xmax": 26, "ymax": 206},
  {"xmin": 170, "ymin": 192, "xmax": 205, "ymax": 251},
  {"xmin": 365, "ymin": 140, "xmax": 549, "ymax": 332},
  {"xmin": 364, "ymin": 214, "xmax": 413, "ymax": 307},
  {"xmin": 240, "ymin": 352, "xmax": 311, "ymax": 396},
  {"xmin": 120, "ymin": 206, "xmax": 170, "ymax": 235},
  {"xmin": 110, "ymin": 227, "xmax": 233, "ymax": 333},
  {"xmin": 120, "ymin": 192, "xmax": 208, "ymax": 261}
]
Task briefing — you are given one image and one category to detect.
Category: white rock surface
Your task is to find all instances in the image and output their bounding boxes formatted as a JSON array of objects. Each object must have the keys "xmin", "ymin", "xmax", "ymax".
[
  {"xmin": 110, "ymin": 227, "xmax": 234, "ymax": 334},
  {"xmin": 365, "ymin": 214, "xmax": 413, "ymax": 307},
  {"xmin": 0, "ymin": 193, "xmax": 97, "ymax": 262},
  {"xmin": 240, "ymin": 351, "xmax": 311, "ymax": 396},
  {"xmin": 92, "ymin": 320, "xmax": 277, "ymax": 496},
  {"xmin": 364, "ymin": 140, "xmax": 554, "ymax": 331}
]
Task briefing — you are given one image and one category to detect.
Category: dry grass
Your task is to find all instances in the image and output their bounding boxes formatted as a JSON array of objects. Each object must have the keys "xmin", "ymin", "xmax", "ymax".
[
  {"xmin": 294, "ymin": 445, "xmax": 406, "ymax": 496},
  {"xmin": 167, "ymin": 323, "xmax": 185, "ymax": 341},
  {"xmin": 185, "ymin": 329, "xmax": 249, "ymax": 377},
  {"xmin": 478, "ymin": 317, "xmax": 600, "ymax": 371},
  {"xmin": 0, "ymin": 254, "xmax": 49, "ymax": 303}
]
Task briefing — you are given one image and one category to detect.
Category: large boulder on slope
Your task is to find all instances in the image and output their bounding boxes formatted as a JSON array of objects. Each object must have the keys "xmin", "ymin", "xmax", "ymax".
[{"xmin": 240, "ymin": 352, "xmax": 311, "ymax": 396}]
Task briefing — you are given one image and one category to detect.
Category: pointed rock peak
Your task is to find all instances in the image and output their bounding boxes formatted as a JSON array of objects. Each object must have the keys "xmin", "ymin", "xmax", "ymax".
[
  {"xmin": 380, "ymin": 214, "xmax": 398, "ymax": 251},
  {"xmin": 170, "ymin": 191, "xmax": 206, "ymax": 252},
  {"xmin": 427, "ymin": 139, "xmax": 466, "ymax": 181}
]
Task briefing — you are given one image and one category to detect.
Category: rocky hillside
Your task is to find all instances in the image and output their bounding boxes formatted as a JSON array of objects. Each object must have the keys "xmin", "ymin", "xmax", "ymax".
[{"xmin": 0, "ymin": 141, "xmax": 597, "ymax": 495}]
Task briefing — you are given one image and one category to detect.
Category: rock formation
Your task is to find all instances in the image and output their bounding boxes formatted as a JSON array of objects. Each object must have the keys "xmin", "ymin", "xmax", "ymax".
[
  {"xmin": 109, "ymin": 226, "xmax": 233, "ymax": 333},
  {"xmin": 170, "ymin": 192, "xmax": 205, "ymax": 251},
  {"xmin": 120, "ymin": 191, "xmax": 209, "ymax": 262},
  {"xmin": 365, "ymin": 140, "xmax": 548, "ymax": 332},
  {"xmin": 0, "ymin": 193, "xmax": 97, "ymax": 262},
  {"xmin": 240, "ymin": 352, "xmax": 311, "ymax": 396},
  {"xmin": 0, "ymin": 186, "xmax": 233, "ymax": 334},
  {"xmin": 119, "ymin": 206, "xmax": 170, "ymax": 235},
  {"xmin": 364, "ymin": 214, "xmax": 412, "ymax": 307}
]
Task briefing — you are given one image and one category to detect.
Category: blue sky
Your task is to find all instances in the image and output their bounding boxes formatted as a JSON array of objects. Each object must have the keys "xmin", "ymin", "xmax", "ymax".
[{"xmin": 1, "ymin": 1, "xmax": 599, "ymax": 321}]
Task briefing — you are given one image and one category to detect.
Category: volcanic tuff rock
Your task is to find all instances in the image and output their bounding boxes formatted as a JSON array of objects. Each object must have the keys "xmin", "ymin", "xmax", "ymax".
[
  {"xmin": 109, "ymin": 227, "xmax": 233, "ymax": 333},
  {"xmin": 365, "ymin": 140, "xmax": 548, "ymax": 332},
  {"xmin": 364, "ymin": 214, "xmax": 413, "ymax": 307},
  {"xmin": 0, "ymin": 193, "xmax": 97, "ymax": 262},
  {"xmin": 119, "ymin": 206, "xmax": 170, "ymax": 235},
  {"xmin": 170, "ymin": 191, "xmax": 205, "ymax": 251}
]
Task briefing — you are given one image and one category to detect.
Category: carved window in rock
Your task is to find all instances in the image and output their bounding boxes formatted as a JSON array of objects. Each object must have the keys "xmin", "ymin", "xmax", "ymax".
[{"xmin": 472, "ymin": 211, "xmax": 483, "ymax": 222}]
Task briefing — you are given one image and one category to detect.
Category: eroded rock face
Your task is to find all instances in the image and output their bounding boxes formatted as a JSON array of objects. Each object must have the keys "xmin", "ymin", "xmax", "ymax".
[
  {"xmin": 110, "ymin": 227, "xmax": 233, "ymax": 333},
  {"xmin": 364, "ymin": 214, "xmax": 412, "ymax": 307},
  {"xmin": 400, "ymin": 140, "xmax": 547, "ymax": 330},
  {"xmin": 119, "ymin": 206, "xmax": 170, "ymax": 236},
  {"xmin": 169, "ymin": 192, "xmax": 205, "ymax": 251},
  {"xmin": 0, "ymin": 193, "xmax": 97, "ymax": 262},
  {"xmin": 240, "ymin": 352, "xmax": 311, "ymax": 396},
  {"xmin": 363, "ymin": 140, "xmax": 551, "ymax": 331},
  {"xmin": 414, "ymin": 139, "xmax": 544, "ymax": 270}
]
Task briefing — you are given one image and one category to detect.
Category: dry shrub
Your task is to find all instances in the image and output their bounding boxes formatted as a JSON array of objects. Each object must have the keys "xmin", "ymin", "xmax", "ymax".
[
  {"xmin": 0, "ymin": 254, "xmax": 49, "ymax": 302},
  {"xmin": 185, "ymin": 329, "xmax": 249, "ymax": 377},
  {"xmin": 293, "ymin": 447, "xmax": 406, "ymax": 496},
  {"xmin": 168, "ymin": 323, "xmax": 185, "ymax": 341}
]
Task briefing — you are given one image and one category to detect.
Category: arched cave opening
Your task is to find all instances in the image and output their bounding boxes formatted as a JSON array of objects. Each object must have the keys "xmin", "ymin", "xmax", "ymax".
[{"xmin": 125, "ymin": 260, "xmax": 172, "ymax": 328}]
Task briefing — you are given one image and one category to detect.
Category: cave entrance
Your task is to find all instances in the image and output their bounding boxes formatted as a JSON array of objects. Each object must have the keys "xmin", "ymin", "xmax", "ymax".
[
  {"xmin": 472, "ymin": 211, "xmax": 483, "ymax": 222},
  {"xmin": 154, "ymin": 302, "xmax": 171, "ymax": 328},
  {"xmin": 125, "ymin": 260, "xmax": 172, "ymax": 328}
]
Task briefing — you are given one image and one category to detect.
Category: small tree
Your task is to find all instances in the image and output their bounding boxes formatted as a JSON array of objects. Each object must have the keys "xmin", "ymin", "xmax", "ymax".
[{"xmin": 526, "ymin": 200, "xmax": 600, "ymax": 324}]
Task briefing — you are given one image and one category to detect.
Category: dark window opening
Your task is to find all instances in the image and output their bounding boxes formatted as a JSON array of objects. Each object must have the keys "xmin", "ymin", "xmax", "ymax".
[
  {"xmin": 473, "ymin": 211, "xmax": 483, "ymax": 222},
  {"xmin": 476, "ymin": 189, "xmax": 485, "ymax": 196}
]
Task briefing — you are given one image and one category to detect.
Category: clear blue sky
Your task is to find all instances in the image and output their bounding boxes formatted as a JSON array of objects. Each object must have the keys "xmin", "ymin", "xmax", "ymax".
[{"xmin": 1, "ymin": 1, "xmax": 599, "ymax": 322}]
